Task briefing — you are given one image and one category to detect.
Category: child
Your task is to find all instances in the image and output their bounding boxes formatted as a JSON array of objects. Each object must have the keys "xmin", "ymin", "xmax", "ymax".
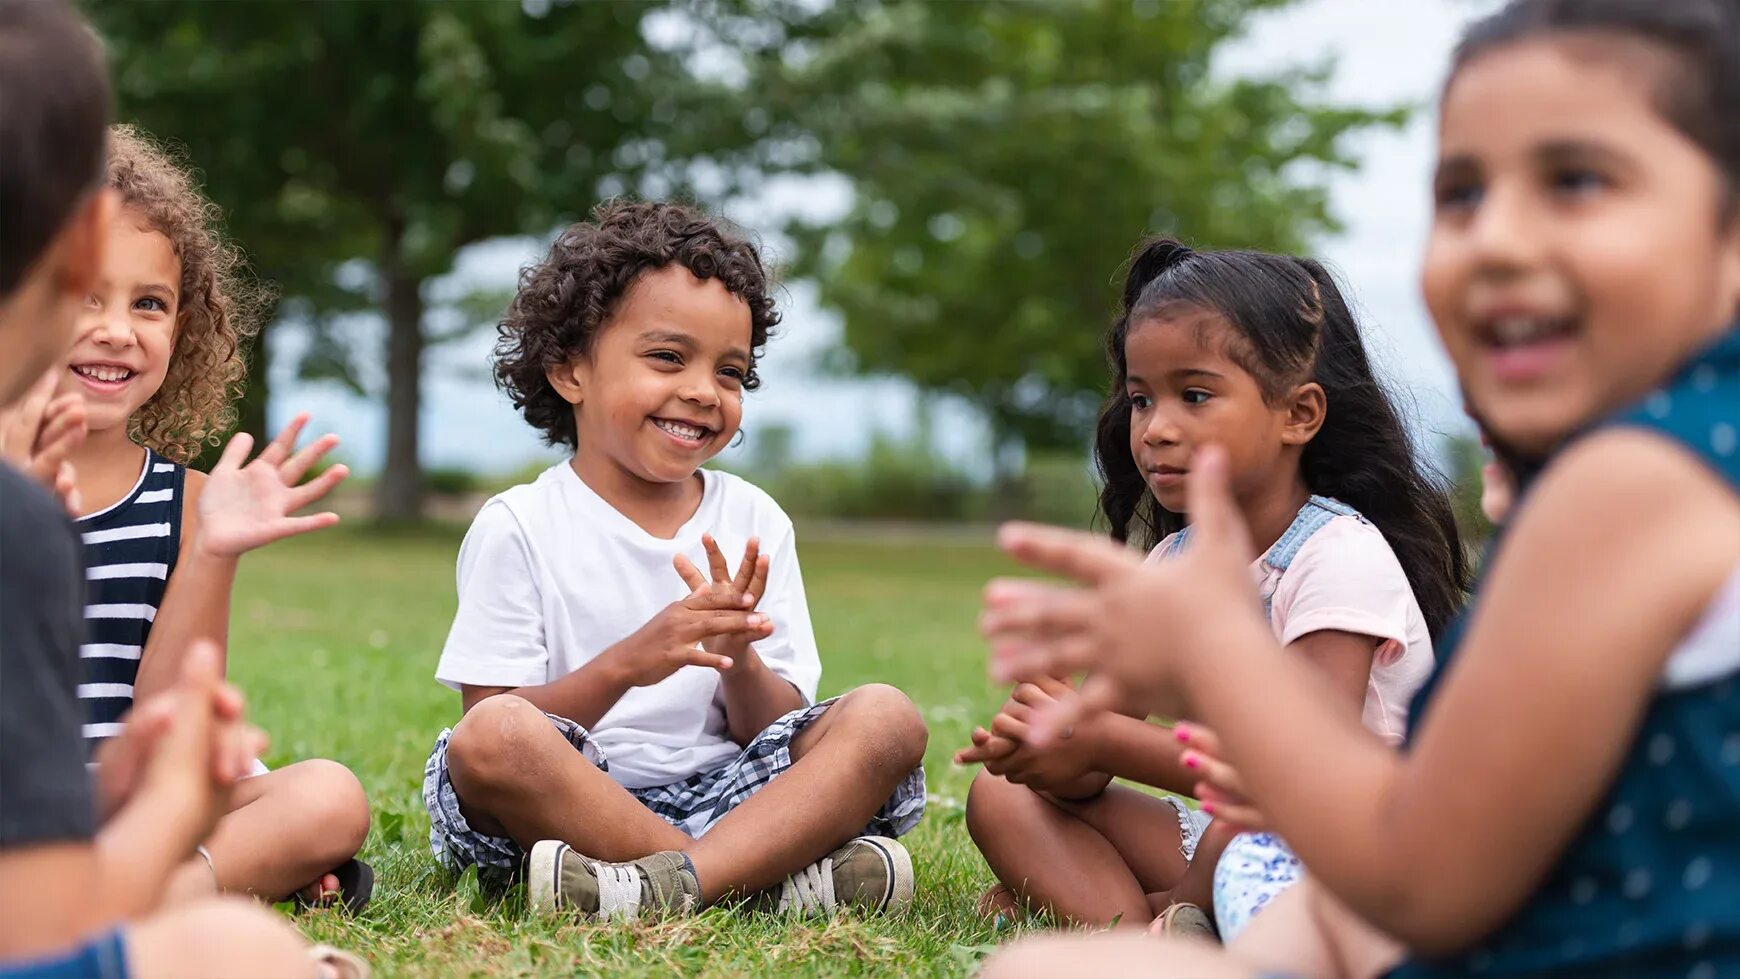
[
  {"xmin": 959, "ymin": 240, "xmax": 1466, "ymax": 938},
  {"xmin": 422, "ymin": 200, "xmax": 928, "ymax": 919},
  {"xmin": 979, "ymin": 0, "xmax": 1740, "ymax": 975},
  {"xmin": 0, "ymin": 2, "xmax": 359, "ymax": 976},
  {"xmin": 58, "ymin": 125, "xmax": 371, "ymax": 911}
]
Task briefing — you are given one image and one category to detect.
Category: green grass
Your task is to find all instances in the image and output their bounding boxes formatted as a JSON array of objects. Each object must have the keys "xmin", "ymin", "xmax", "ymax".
[{"xmin": 229, "ymin": 523, "xmax": 1039, "ymax": 976}]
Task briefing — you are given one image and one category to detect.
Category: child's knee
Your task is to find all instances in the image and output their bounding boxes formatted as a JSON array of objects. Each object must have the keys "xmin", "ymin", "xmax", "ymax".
[
  {"xmin": 290, "ymin": 759, "xmax": 371, "ymax": 857},
  {"xmin": 445, "ymin": 694, "xmax": 548, "ymax": 795},
  {"xmin": 129, "ymin": 898, "xmax": 312, "ymax": 979},
  {"xmin": 836, "ymin": 683, "xmax": 928, "ymax": 770},
  {"xmin": 965, "ymin": 768, "xmax": 1017, "ymax": 845}
]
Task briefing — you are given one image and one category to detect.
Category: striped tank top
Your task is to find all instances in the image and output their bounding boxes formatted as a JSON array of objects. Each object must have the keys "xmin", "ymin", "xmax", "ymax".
[{"xmin": 77, "ymin": 448, "xmax": 184, "ymax": 753}]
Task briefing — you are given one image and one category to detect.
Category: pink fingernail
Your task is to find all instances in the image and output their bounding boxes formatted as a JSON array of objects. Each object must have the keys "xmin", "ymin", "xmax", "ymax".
[
  {"xmin": 1201, "ymin": 802, "xmax": 1217, "ymax": 815},
  {"xmin": 1175, "ymin": 726, "xmax": 1191, "ymax": 743},
  {"xmin": 1183, "ymin": 754, "xmax": 1200, "ymax": 770}
]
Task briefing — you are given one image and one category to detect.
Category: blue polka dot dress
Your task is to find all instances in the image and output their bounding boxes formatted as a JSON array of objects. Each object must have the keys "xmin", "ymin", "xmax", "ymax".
[{"xmin": 1390, "ymin": 324, "xmax": 1740, "ymax": 979}]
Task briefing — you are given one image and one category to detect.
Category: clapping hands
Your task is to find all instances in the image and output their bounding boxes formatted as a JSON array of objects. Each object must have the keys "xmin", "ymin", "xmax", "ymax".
[{"xmin": 980, "ymin": 446, "xmax": 1267, "ymax": 746}]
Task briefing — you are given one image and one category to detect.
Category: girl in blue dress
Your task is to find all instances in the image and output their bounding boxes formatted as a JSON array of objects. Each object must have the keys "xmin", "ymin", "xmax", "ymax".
[{"xmin": 975, "ymin": 0, "xmax": 1740, "ymax": 976}]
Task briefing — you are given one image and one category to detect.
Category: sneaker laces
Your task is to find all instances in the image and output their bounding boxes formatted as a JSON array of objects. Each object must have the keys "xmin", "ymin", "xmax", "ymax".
[
  {"xmin": 777, "ymin": 855, "xmax": 837, "ymax": 915},
  {"xmin": 594, "ymin": 862, "xmax": 644, "ymax": 920}
]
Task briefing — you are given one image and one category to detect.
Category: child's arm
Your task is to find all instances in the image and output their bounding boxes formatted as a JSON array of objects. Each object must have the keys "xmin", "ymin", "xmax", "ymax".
[
  {"xmin": 992, "ymin": 435, "xmax": 1737, "ymax": 951},
  {"xmin": 961, "ymin": 631, "xmax": 1372, "ymax": 797},
  {"xmin": 132, "ymin": 416, "xmax": 345, "ymax": 704}
]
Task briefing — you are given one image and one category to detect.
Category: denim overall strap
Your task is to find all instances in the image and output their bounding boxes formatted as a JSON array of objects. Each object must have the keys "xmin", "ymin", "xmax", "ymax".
[{"xmin": 1265, "ymin": 495, "xmax": 1362, "ymax": 573}]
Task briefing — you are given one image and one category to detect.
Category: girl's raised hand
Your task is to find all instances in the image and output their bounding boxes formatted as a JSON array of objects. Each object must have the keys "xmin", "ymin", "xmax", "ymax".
[
  {"xmin": 195, "ymin": 413, "xmax": 348, "ymax": 557},
  {"xmin": 982, "ymin": 446, "xmax": 1265, "ymax": 743},
  {"xmin": 0, "ymin": 367, "xmax": 87, "ymax": 515}
]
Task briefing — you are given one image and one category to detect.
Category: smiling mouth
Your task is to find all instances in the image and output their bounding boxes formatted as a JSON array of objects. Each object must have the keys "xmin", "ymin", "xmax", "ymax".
[
  {"xmin": 72, "ymin": 364, "xmax": 136, "ymax": 384},
  {"xmin": 652, "ymin": 417, "xmax": 713, "ymax": 443},
  {"xmin": 1479, "ymin": 313, "xmax": 1576, "ymax": 349}
]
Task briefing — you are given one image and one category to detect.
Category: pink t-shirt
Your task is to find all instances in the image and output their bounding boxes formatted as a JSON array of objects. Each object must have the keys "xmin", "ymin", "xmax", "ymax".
[{"xmin": 1150, "ymin": 515, "xmax": 1433, "ymax": 744}]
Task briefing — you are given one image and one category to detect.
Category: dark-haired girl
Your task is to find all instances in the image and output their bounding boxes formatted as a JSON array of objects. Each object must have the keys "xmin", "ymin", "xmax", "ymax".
[
  {"xmin": 980, "ymin": 0, "xmax": 1740, "ymax": 975},
  {"xmin": 959, "ymin": 238, "xmax": 1466, "ymax": 938}
]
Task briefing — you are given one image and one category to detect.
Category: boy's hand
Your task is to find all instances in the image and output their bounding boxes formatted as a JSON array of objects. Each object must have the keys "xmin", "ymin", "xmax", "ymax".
[
  {"xmin": 673, "ymin": 534, "xmax": 771, "ymax": 670},
  {"xmin": 605, "ymin": 551, "xmax": 773, "ymax": 688},
  {"xmin": 0, "ymin": 368, "xmax": 86, "ymax": 515},
  {"xmin": 195, "ymin": 413, "xmax": 348, "ymax": 558},
  {"xmin": 955, "ymin": 677, "xmax": 1108, "ymax": 796}
]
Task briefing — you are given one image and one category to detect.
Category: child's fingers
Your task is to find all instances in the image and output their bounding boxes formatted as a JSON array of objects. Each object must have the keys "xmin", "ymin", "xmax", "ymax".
[
  {"xmin": 1196, "ymin": 785, "xmax": 1266, "ymax": 831},
  {"xmin": 1173, "ymin": 721, "xmax": 1223, "ymax": 758},
  {"xmin": 1028, "ymin": 674, "xmax": 1118, "ymax": 748},
  {"xmin": 214, "ymin": 431, "xmax": 255, "ymax": 473},
  {"xmin": 279, "ymin": 433, "xmax": 339, "ymax": 485},
  {"xmin": 257, "ymin": 413, "xmax": 309, "ymax": 466},
  {"xmin": 741, "ymin": 553, "xmax": 770, "ymax": 610},
  {"xmin": 731, "ymin": 537, "xmax": 760, "ymax": 594},
  {"xmin": 989, "ymin": 712, "xmax": 1030, "ymax": 742},
  {"xmin": 286, "ymin": 465, "xmax": 348, "ymax": 512},
  {"xmin": 979, "ymin": 588, "xmax": 1096, "ymax": 641},
  {"xmin": 701, "ymin": 533, "xmax": 730, "ymax": 584},
  {"xmin": 1009, "ymin": 682, "xmax": 1054, "ymax": 709},
  {"xmin": 996, "ymin": 522, "xmax": 1138, "ymax": 586},
  {"xmin": 687, "ymin": 609, "xmax": 770, "ymax": 641},
  {"xmin": 682, "ymin": 646, "xmax": 735, "ymax": 672},
  {"xmin": 672, "ymin": 553, "xmax": 710, "ymax": 593},
  {"xmin": 989, "ymin": 634, "xmax": 1097, "ymax": 685},
  {"xmin": 266, "ymin": 512, "xmax": 341, "ymax": 543},
  {"xmin": 1182, "ymin": 446, "xmax": 1256, "ymax": 567},
  {"xmin": 1181, "ymin": 749, "xmax": 1247, "ymax": 799}
]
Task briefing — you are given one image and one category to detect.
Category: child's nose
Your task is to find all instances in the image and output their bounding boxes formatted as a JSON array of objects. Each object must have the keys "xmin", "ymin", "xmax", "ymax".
[
  {"xmin": 679, "ymin": 375, "xmax": 721, "ymax": 407},
  {"xmin": 1468, "ymin": 180, "xmax": 1547, "ymax": 274},
  {"xmin": 1142, "ymin": 412, "xmax": 1181, "ymax": 446},
  {"xmin": 88, "ymin": 308, "xmax": 136, "ymax": 346}
]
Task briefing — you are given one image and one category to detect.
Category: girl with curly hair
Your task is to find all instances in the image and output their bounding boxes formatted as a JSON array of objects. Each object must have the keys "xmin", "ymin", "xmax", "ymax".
[
  {"xmin": 58, "ymin": 124, "xmax": 372, "ymax": 912},
  {"xmin": 421, "ymin": 200, "xmax": 928, "ymax": 921}
]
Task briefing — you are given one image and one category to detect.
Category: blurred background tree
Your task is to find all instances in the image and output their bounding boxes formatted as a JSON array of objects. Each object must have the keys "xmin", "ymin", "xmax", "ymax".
[
  {"xmin": 84, "ymin": 0, "xmax": 1417, "ymax": 523},
  {"xmin": 86, "ymin": 0, "xmax": 783, "ymax": 520},
  {"xmin": 755, "ymin": 0, "xmax": 1404, "ymax": 484}
]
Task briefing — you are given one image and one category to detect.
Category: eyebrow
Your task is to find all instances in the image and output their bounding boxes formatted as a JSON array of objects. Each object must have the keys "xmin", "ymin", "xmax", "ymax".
[
  {"xmin": 638, "ymin": 329, "xmax": 750, "ymax": 362},
  {"xmin": 1535, "ymin": 138, "xmax": 1632, "ymax": 173},
  {"xmin": 1125, "ymin": 367, "xmax": 1224, "ymax": 385}
]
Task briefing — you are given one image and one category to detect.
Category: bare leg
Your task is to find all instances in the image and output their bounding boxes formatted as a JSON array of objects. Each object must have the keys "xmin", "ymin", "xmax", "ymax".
[
  {"xmin": 1151, "ymin": 818, "xmax": 1239, "ymax": 918},
  {"xmin": 443, "ymin": 695, "xmax": 692, "ymax": 860},
  {"xmin": 980, "ymin": 932, "xmax": 1255, "ymax": 979},
  {"xmin": 125, "ymin": 897, "xmax": 318, "ymax": 979},
  {"xmin": 966, "ymin": 771, "xmax": 1191, "ymax": 928},
  {"xmin": 1233, "ymin": 879, "xmax": 1403, "ymax": 979},
  {"xmin": 684, "ymin": 684, "xmax": 927, "ymax": 904},
  {"xmin": 192, "ymin": 760, "xmax": 371, "ymax": 902}
]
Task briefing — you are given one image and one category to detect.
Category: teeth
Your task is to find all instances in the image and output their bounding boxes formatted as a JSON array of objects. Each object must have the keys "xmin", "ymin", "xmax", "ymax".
[
  {"xmin": 75, "ymin": 365, "xmax": 133, "ymax": 383},
  {"xmin": 654, "ymin": 419, "xmax": 707, "ymax": 441},
  {"xmin": 1491, "ymin": 316, "xmax": 1559, "ymax": 346}
]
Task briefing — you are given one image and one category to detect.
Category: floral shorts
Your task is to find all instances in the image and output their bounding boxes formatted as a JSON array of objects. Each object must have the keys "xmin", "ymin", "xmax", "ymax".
[
  {"xmin": 422, "ymin": 696, "xmax": 927, "ymax": 883},
  {"xmin": 1213, "ymin": 831, "xmax": 1303, "ymax": 942}
]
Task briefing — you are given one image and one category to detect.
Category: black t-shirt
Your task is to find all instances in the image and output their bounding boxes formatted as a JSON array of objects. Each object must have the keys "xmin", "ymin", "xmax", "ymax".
[{"xmin": 0, "ymin": 462, "xmax": 95, "ymax": 846}]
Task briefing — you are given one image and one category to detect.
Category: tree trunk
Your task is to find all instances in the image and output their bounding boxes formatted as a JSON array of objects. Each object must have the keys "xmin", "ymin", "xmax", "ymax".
[{"xmin": 374, "ymin": 227, "xmax": 425, "ymax": 522}]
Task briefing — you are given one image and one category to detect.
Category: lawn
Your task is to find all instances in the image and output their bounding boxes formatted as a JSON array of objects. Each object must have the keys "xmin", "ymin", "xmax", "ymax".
[{"xmin": 229, "ymin": 522, "xmax": 1042, "ymax": 976}]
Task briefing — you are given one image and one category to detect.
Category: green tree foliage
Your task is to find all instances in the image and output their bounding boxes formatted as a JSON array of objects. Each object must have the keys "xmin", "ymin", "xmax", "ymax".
[
  {"xmin": 760, "ymin": 0, "xmax": 1405, "ymax": 466},
  {"xmin": 84, "ymin": 0, "xmax": 767, "ymax": 519}
]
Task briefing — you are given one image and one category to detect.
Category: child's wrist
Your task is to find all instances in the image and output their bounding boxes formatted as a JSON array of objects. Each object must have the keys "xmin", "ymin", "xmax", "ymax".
[{"xmin": 188, "ymin": 531, "xmax": 242, "ymax": 565}]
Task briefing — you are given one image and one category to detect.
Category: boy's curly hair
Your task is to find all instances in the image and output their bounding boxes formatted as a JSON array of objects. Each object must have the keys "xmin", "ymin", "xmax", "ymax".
[
  {"xmin": 108, "ymin": 125, "xmax": 265, "ymax": 463},
  {"xmin": 495, "ymin": 199, "xmax": 780, "ymax": 448}
]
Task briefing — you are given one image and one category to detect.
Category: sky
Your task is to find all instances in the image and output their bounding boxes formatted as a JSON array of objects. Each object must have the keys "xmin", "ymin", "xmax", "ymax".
[{"xmin": 268, "ymin": 0, "xmax": 1497, "ymax": 479}]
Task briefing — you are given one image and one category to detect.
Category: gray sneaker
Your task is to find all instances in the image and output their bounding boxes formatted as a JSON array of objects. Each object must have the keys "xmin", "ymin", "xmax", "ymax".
[
  {"xmin": 750, "ymin": 836, "xmax": 915, "ymax": 916},
  {"xmin": 526, "ymin": 841, "xmax": 700, "ymax": 921}
]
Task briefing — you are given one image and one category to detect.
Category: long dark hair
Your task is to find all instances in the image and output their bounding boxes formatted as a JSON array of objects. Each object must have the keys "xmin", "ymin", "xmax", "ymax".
[{"xmin": 1093, "ymin": 238, "xmax": 1470, "ymax": 638}]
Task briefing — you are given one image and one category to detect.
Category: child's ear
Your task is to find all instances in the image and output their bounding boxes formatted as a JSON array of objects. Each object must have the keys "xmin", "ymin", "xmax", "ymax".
[
  {"xmin": 545, "ymin": 356, "xmax": 586, "ymax": 406},
  {"xmin": 1280, "ymin": 381, "xmax": 1327, "ymax": 446}
]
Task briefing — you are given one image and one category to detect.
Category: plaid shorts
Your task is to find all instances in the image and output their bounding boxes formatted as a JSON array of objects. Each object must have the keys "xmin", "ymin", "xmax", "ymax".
[{"xmin": 422, "ymin": 696, "xmax": 927, "ymax": 881}]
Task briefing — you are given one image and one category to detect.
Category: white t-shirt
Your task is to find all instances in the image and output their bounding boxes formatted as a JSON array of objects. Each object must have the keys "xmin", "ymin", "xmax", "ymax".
[
  {"xmin": 1151, "ymin": 515, "xmax": 1433, "ymax": 744},
  {"xmin": 435, "ymin": 463, "xmax": 822, "ymax": 789}
]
